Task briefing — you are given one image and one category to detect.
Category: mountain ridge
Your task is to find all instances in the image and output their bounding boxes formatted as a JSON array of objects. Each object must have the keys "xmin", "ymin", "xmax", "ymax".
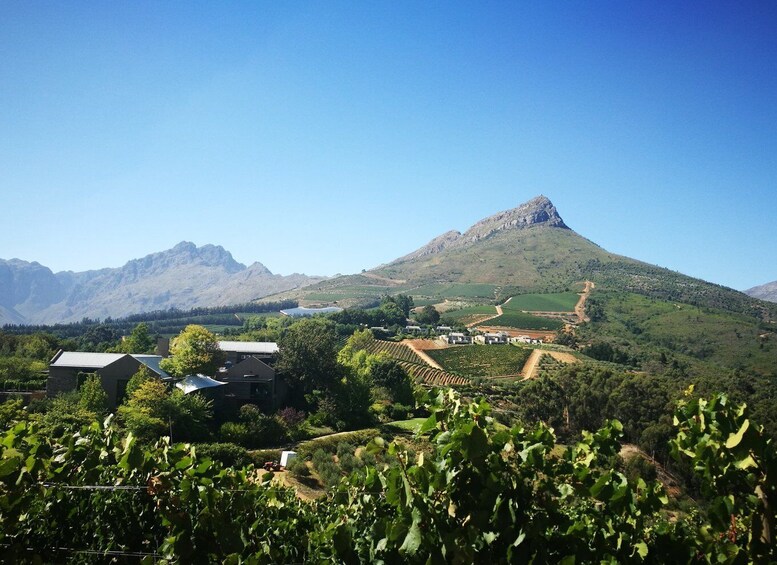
[
  {"xmin": 745, "ymin": 280, "xmax": 777, "ymax": 303},
  {"xmin": 0, "ymin": 242, "xmax": 324, "ymax": 325}
]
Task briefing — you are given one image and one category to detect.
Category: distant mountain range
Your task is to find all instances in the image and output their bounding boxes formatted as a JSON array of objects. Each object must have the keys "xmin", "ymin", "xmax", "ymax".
[
  {"xmin": 745, "ymin": 281, "xmax": 777, "ymax": 303},
  {"xmin": 3, "ymin": 196, "xmax": 774, "ymax": 327},
  {"xmin": 0, "ymin": 242, "xmax": 325, "ymax": 325}
]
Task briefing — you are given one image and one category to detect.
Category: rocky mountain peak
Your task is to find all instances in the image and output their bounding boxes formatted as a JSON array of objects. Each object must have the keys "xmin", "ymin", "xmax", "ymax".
[
  {"xmin": 389, "ymin": 195, "xmax": 569, "ymax": 265},
  {"xmin": 461, "ymin": 195, "xmax": 568, "ymax": 244}
]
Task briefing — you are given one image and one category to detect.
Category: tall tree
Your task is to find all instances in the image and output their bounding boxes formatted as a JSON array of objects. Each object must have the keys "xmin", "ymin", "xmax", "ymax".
[
  {"xmin": 277, "ymin": 318, "xmax": 341, "ymax": 400},
  {"xmin": 160, "ymin": 325, "xmax": 225, "ymax": 378}
]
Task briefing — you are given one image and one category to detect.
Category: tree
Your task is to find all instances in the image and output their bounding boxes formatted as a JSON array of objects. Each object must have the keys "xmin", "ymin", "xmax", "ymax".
[
  {"xmin": 415, "ymin": 305, "xmax": 440, "ymax": 325},
  {"xmin": 118, "ymin": 377, "xmax": 213, "ymax": 442},
  {"xmin": 276, "ymin": 318, "xmax": 341, "ymax": 402},
  {"xmin": 79, "ymin": 374, "xmax": 107, "ymax": 414},
  {"xmin": 121, "ymin": 323, "xmax": 155, "ymax": 354},
  {"xmin": 160, "ymin": 325, "xmax": 225, "ymax": 378}
]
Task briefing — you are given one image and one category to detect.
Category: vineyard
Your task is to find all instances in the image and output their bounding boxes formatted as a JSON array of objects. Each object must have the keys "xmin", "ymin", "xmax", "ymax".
[
  {"xmin": 488, "ymin": 311, "xmax": 564, "ymax": 330},
  {"xmin": 502, "ymin": 292, "xmax": 579, "ymax": 312},
  {"xmin": 1, "ymin": 392, "xmax": 773, "ymax": 563},
  {"xmin": 367, "ymin": 340, "xmax": 469, "ymax": 386},
  {"xmin": 425, "ymin": 345, "xmax": 531, "ymax": 378}
]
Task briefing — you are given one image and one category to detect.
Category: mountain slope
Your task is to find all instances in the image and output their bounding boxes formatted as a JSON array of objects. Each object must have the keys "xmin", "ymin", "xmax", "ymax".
[
  {"xmin": 279, "ymin": 196, "xmax": 777, "ymax": 325},
  {"xmin": 745, "ymin": 281, "xmax": 777, "ymax": 303},
  {"xmin": 0, "ymin": 242, "xmax": 325, "ymax": 325}
]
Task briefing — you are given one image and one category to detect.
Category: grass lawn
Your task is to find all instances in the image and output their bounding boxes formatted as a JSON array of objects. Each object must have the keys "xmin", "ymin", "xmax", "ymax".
[
  {"xmin": 426, "ymin": 345, "xmax": 532, "ymax": 377},
  {"xmin": 502, "ymin": 292, "xmax": 579, "ymax": 312}
]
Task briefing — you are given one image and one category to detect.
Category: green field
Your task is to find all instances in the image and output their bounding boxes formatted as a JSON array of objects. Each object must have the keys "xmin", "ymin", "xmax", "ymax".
[
  {"xmin": 426, "ymin": 345, "xmax": 531, "ymax": 377},
  {"xmin": 488, "ymin": 311, "xmax": 564, "ymax": 331},
  {"xmin": 502, "ymin": 292, "xmax": 579, "ymax": 312},
  {"xmin": 443, "ymin": 305, "xmax": 498, "ymax": 322},
  {"xmin": 410, "ymin": 283, "xmax": 497, "ymax": 299}
]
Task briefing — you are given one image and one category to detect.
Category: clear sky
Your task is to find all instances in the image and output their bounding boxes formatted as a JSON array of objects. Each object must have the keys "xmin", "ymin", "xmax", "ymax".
[{"xmin": 1, "ymin": 2, "xmax": 775, "ymax": 291}]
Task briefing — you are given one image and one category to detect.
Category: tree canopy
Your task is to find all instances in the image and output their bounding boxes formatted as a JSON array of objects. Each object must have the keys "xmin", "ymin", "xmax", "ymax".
[{"xmin": 159, "ymin": 325, "xmax": 225, "ymax": 378}]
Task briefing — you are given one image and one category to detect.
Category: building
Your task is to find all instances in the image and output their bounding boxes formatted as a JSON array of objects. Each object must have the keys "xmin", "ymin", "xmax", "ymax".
[
  {"xmin": 442, "ymin": 332, "xmax": 473, "ymax": 345},
  {"xmin": 216, "ymin": 341, "xmax": 284, "ymax": 411},
  {"xmin": 48, "ymin": 351, "xmax": 171, "ymax": 408},
  {"xmin": 474, "ymin": 332, "xmax": 509, "ymax": 345}
]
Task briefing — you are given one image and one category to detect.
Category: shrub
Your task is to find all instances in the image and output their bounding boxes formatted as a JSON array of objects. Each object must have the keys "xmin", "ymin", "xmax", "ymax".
[
  {"xmin": 196, "ymin": 442, "xmax": 252, "ymax": 469},
  {"xmin": 220, "ymin": 422, "xmax": 250, "ymax": 445},
  {"xmin": 286, "ymin": 456, "xmax": 310, "ymax": 478}
]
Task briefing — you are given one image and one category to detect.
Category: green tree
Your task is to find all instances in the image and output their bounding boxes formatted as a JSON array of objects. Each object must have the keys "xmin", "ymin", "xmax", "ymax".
[
  {"xmin": 121, "ymin": 322, "xmax": 155, "ymax": 354},
  {"xmin": 78, "ymin": 374, "xmax": 107, "ymax": 414},
  {"xmin": 415, "ymin": 305, "xmax": 440, "ymax": 325},
  {"xmin": 277, "ymin": 318, "xmax": 341, "ymax": 402},
  {"xmin": 160, "ymin": 325, "xmax": 225, "ymax": 378}
]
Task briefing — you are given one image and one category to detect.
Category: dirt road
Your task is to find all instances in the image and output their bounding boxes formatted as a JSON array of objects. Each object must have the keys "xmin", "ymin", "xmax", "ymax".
[
  {"xmin": 575, "ymin": 281, "xmax": 595, "ymax": 323},
  {"xmin": 404, "ymin": 340, "xmax": 444, "ymax": 370},
  {"xmin": 521, "ymin": 349, "xmax": 579, "ymax": 380},
  {"xmin": 465, "ymin": 297, "xmax": 509, "ymax": 328}
]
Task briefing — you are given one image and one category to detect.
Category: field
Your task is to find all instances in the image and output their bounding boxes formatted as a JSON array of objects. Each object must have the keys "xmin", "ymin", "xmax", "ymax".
[
  {"xmin": 425, "ymin": 345, "xmax": 531, "ymax": 377},
  {"xmin": 443, "ymin": 305, "xmax": 498, "ymax": 322},
  {"xmin": 408, "ymin": 283, "xmax": 497, "ymax": 299},
  {"xmin": 488, "ymin": 311, "xmax": 564, "ymax": 331},
  {"xmin": 502, "ymin": 292, "xmax": 579, "ymax": 312},
  {"xmin": 366, "ymin": 340, "xmax": 470, "ymax": 386}
]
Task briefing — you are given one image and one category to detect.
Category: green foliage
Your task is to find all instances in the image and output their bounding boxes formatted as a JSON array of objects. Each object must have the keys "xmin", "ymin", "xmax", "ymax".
[
  {"xmin": 488, "ymin": 310, "xmax": 564, "ymax": 330},
  {"xmin": 78, "ymin": 374, "xmax": 107, "ymax": 414},
  {"xmin": 502, "ymin": 292, "xmax": 580, "ymax": 312},
  {"xmin": 159, "ymin": 324, "xmax": 225, "ymax": 378},
  {"xmin": 113, "ymin": 322, "xmax": 155, "ymax": 354},
  {"xmin": 219, "ymin": 404, "xmax": 288, "ymax": 449},
  {"xmin": 0, "ymin": 418, "xmax": 317, "ymax": 563},
  {"xmin": 414, "ymin": 305, "xmax": 441, "ymax": 325},
  {"xmin": 1, "ymin": 389, "xmax": 775, "ymax": 562},
  {"xmin": 0, "ymin": 398, "xmax": 25, "ymax": 429},
  {"xmin": 672, "ymin": 391, "xmax": 777, "ymax": 561},
  {"xmin": 194, "ymin": 442, "xmax": 252, "ymax": 469},
  {"xmin": 125, "ymin": 365, "xmax": 154, "ymax": 398},
  {"xmin": 277, "ymin": 318, "xmax": 341, "ymax": 399},
  {"xmin": 118, "ymin": 378, "xmax": 213, "ymax": 443},
  {"xmin": 426, "ymin": 344, "xmax": 531, "ymax": 377}
]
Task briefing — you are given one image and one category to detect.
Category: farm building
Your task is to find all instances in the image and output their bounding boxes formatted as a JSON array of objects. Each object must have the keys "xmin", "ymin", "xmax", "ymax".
[
  {"xmin": 216, "ymin": 341, "xmax": 285, "ymax": 411},
  {"xmin": 474, "ymin": 332, "xmax": 509, "ymax": 345},
  {"xmin": 48, "ymin": 351, "xmax": 172, "ymax": 408},
  {"xmin": 441, "ymin": 333, "xmax": 473, "ymax": 345}
]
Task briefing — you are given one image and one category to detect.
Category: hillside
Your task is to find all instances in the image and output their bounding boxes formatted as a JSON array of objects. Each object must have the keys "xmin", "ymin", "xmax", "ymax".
[
  {"xmin": 0, "ymin": 242, "xmax": 325, "ymax": 325},
  {"xmin": 276, "ymin": 196, "xmax": 777, "ymax": 324},
  {"xmin": 746, "ymin": 280, "xmax": 777, "ymax": 303}
]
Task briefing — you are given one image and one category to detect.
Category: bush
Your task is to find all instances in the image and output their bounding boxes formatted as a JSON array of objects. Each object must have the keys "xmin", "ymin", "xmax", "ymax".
[
  {"xmin": 387, "ymin": 403, "xmax": 413, "ymax": 421},
  {"xmin": 220, "ymin": 422, "xmax": 250, "ymax": 445},
  {"xmin": 196, "ymin": 442, "xmax": 252, "ymax": 469},
  {"xmin": 286, "ymin": 455, "xmax": 311, "ymax": 478}
]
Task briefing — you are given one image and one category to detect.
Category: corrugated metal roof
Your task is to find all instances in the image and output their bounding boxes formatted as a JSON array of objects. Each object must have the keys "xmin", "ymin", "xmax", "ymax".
[
  {"xmin": 218, "ymin": 341, "xmax": 278, "ymax": 355},
  {"xmin": 51, "ymin": 352, "xmax": 126, "ymax": 368},
  {"xmin": 50, "ymin": 352, "xmax": 171, "ymax": 379},
  {"xmin": 131, "ymin": 355, "xmax": 171, "ymax": 379},
  {"xmin": 175, "ymin": 375, "xmax": 227, "ymax": 394}
]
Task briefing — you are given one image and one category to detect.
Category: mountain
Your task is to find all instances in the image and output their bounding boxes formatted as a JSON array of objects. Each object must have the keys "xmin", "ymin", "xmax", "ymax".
[
  {"xmin": 0, "ymin": 242, "xmax": 325, "ymax": 325},
  {"xmin": 745, "ymin": 281, "xmax": 777, "ymax": 303},
  {"xmin": 276, "ymin": 196, "xmax": 776, "ymax": 323}
]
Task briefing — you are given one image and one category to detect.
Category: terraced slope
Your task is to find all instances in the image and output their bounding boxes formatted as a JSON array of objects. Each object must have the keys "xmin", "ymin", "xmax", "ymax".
[{"xmin": 367, "ymin": 340, "xmax": 470, "ymax": 386}]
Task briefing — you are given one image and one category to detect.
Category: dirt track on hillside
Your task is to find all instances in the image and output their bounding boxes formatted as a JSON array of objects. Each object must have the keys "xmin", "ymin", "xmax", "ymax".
[
  {"xmin": 575, "ymin": 281, "xmax": 595, "ymax": 323},
  {"xmin": 521, "ymin": 349, "xmax": 580, "ymax": 380},
  {"xmin": 405, "ymin": 340, "xmax": 444, "ymax": 370}
]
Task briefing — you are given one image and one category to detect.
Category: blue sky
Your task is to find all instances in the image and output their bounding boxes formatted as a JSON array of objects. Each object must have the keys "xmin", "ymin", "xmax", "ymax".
[{"xmin": 1, "ymin": 2, "xmax": 775, "ymax": 290}]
